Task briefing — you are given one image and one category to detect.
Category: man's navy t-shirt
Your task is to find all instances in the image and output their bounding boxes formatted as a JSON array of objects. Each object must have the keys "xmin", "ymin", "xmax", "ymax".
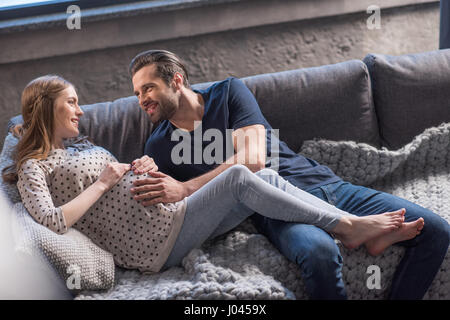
[{"xmin": 144, "ymin": 77, "xmax": 342, "ymax": 192}]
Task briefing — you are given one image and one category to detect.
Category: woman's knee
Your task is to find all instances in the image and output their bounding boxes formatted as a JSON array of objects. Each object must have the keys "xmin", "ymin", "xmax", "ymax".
[
  {"xmin": 226, "ymin": 164, "xmax": 251, "ymax": 176},
  {"xmin": 222, "ymin": 164, "xmax": 253, "ymax": 184},
  {"xmin": 254, "ymin": 168, "xmax": 279, "ymax": 183},
  {"xmin": 225, "ymin": 165, "xmax": 277, "ymax": 181},
  {"xmin": 220, "ymin": 165, "xmax": 253, "ymax": 197},
  {"xmin": 255, "ymin": 167, "xmax": 277, "ymax": 175}
]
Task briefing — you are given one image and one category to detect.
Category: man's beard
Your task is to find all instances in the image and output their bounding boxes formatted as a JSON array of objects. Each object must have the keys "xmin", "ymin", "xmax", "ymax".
[{"xmin": 158, "ymin": 97, "xmax": 178, "ymax": 122}]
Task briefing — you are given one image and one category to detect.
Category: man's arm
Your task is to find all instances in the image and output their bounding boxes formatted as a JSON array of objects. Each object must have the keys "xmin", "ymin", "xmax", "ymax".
[
  {"xmin": 131, "ymin": 124, "xmax": 266, "ymax": 206},
  {"xmin": 184, "ymin": 123, "xmax": 266, "ymax": 193}
]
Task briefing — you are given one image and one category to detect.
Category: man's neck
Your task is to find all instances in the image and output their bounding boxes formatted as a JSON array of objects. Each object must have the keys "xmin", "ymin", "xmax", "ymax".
[{"xmin": 169, "ymin": 88, "xmax": 204, "ymax": 132}]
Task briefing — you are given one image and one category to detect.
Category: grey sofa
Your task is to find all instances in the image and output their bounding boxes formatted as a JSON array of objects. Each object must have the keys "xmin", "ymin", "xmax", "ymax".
[
  {"xmin": 10, "ymin": 50, "xmax": 450, "ymax": 162},
  {"xmin": 3, "ymin": 48, "xmax": 450, "ymax": 299}
]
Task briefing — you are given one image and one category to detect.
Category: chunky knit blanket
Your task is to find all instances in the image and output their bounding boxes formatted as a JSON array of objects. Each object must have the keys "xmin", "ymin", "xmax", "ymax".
[{"xmin": 75, "ymin": 122, "xmax": 450, "ymax": 300}]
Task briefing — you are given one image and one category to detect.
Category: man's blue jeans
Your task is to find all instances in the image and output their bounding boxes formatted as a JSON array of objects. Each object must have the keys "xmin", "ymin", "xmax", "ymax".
[{"xmin": 251, "ymin": 180, "xmax": 450, "ymax": 300}]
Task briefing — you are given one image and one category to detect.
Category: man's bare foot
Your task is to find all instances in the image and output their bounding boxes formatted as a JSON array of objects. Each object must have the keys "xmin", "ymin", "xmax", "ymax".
[
  {"xmin": 332, "ymin": 208, "xmax": 406, "ymax": 250},
  {"xmin": 364, "ymin": 218, "xmax": 425, "ymax": 256}
]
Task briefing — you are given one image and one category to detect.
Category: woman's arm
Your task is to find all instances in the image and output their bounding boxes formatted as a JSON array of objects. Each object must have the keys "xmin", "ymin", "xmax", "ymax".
[
  {"xmin": 18, "ymin": 160, "xmax": 130, "ymax": 234},
  {"xmin": 59, "ymin": 179, "xmax": 109, "ymax": 229},
  {"xmin": 62, "ymin": 162, "xmax": 132, "ymax": 227}
]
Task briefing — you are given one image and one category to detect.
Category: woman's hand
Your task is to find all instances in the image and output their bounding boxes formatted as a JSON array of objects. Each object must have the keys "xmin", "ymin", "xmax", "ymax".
[
  {"xmin": 96, "ymin": 162, "xmax": 131, "ymax": 191},
  {"xmin": 131, "ymin": 155, "xmax": 158, "ymax": 175}
]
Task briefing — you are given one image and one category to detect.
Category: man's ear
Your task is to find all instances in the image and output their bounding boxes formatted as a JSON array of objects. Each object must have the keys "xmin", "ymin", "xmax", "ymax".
[{"xmin": 172, "ymin": 72, "xmax": 184, "ymax": 89}]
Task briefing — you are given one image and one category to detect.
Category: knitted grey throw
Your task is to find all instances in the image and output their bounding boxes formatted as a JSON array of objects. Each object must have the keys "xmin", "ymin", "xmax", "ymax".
[{"xmin": 75, "ymin": 122, "xmax": 450, "ymax": 300}]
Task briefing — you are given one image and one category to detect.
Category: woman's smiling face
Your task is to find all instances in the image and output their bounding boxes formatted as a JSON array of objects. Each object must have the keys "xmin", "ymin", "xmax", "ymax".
[{"xmin": 53, "ymin": 85, "xmax": 84, "ymax": 143}]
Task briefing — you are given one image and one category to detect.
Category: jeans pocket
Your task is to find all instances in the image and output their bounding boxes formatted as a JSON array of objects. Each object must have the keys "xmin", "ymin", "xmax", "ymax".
[
  {"xmin": 318, "ymin": 184, "xmax": 338, "ymax": 206},
  {"xmin": 308, "ymin": 187, "xmax": 329, "ymax": 203}
]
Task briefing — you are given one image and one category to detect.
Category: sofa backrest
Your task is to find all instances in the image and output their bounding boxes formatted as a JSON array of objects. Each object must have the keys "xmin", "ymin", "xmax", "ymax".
[
  {"xmin": 9, "ymin": 58, "xmax": 381, "ymax": 160},
  {"xmin": 7, "ymin": 49, "xmax": 450, "ymax": 167},
  {"xmin": 7, "ymin": 96, "xmax": 153, "ymax": 164},
  {"xmin": 240, "ymin": 60, "xmax": 381, "ymax": 152},
  {"xmin": 77, "ymin": 96, "xmax": 153, "ymax": 163},
  {"xmin": 193, "ymin": 59, "xmax": 381, "ymax": 152},
  {"xmin": 363, "ymin": 49, "xmax": 450, "ymax": 150}
]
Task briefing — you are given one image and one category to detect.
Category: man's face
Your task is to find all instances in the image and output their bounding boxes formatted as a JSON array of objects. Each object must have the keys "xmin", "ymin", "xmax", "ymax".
[{"xmin": 132, "ymin": 64, "xmax": 179, "ymax": 124}]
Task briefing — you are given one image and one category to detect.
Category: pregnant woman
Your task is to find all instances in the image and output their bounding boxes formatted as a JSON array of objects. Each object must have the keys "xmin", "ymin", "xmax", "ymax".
[{"xmin": 3, "ymin": 75, "xmax": 424, "ymax": 274}]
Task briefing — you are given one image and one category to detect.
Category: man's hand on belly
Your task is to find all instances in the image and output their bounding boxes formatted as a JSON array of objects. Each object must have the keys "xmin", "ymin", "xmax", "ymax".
[{"xmin": 130, "ymin": 171, "xmax": 188, "ymax": 206}]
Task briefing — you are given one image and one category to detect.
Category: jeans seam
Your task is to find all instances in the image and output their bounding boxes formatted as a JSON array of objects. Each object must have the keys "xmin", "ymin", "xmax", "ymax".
[{"xmin": 321, "ymin": 186, "xmax": 335, "ymax": 206}]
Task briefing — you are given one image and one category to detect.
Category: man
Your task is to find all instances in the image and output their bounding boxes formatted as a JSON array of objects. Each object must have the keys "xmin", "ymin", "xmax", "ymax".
[{"xmin": 129, "ymin": 49, "xmax": 449, "ymax": 299}]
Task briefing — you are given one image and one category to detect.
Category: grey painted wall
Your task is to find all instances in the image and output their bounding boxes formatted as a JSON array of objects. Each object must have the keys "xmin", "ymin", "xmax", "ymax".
[{"xmin": 0, "ymin": 2, "xmax": 439, "ymax": 150}]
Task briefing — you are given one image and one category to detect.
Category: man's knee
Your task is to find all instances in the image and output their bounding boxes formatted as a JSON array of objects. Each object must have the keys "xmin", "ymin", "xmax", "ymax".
[
  {"xmin": 280, "ymin": 227, "xmax": 342, "ymax": 269},
  {"xmin": 407, "ymin": 206, "xmax": 450, "ymax": 250},
  {"xmin": 301, "ymin": 239, "xmax": 342, "ymax": 269},
  {"xmin": 423, "ymin": 212, "xmax": 450, "ymax": 248}
]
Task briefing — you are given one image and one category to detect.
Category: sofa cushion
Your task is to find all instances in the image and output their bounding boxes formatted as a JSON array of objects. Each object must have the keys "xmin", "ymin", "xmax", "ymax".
[
  {"xmin": 363, "ymin": 49, "xmax": 450, "ymax": 150},
  {"xmin": 8, "ymin": 96, "xmax": 153, "ymax": 164},
  {"xmin": 236, "ymin": 60, "xmax": 381, "ymax": 152}
]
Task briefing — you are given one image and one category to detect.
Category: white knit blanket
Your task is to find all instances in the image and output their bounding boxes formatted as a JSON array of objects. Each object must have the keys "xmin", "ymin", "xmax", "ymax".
[{"xmin": 75, "ymin": 122, "xmax": 450, "ymax": 300}]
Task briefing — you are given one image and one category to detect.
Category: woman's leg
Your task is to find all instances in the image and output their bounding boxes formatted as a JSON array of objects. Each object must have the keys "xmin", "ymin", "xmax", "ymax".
[
  {"xmin": 251, "ymin": 168, "xmax": 411, "ymax": 249},
  {"xmin": 253, "ymin": 168, "xmax": 352, "ymax": 217},
  {"xmin": 163, "ymin": 165, "xmax": 404, "ymax": 269},
  {"xmin": 163, "ymin": 165, "xmax": 346, "ymax": 269},
  {"xmin": 162, "ymin": 166, "xmax": 255, "ymax": 269}
]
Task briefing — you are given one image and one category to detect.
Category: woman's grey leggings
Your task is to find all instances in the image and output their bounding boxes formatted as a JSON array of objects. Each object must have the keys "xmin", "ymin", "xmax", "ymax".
[{"xmin": 162, "ymin": 165, "xmax": 351, "ymax": 269}]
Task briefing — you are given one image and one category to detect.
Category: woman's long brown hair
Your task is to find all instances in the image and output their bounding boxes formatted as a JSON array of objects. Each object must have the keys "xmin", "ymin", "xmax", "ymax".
[{"xmin": 2, "ymin": 75, "xmax": 73, "ymax": 183}]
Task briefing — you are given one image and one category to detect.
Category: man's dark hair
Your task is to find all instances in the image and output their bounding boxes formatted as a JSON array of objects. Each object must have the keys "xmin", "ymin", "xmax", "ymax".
[{"xmin": 129, "ymin": 49, "xmax": 190, "ymax": 88}]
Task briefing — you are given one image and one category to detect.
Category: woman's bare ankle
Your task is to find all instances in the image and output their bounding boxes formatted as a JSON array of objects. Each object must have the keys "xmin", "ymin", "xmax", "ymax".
[{"xmin": 332, "ymin": 216, "xmax": 354, "ymax": 236}]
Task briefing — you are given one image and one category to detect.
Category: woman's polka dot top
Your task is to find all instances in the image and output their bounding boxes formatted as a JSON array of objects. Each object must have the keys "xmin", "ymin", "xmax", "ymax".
[{"xmin": 17, "ymin": 138, "xmax": 187, "ymax": 274}]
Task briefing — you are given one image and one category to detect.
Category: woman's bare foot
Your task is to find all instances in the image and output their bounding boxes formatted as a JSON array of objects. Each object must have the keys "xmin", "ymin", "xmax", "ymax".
[
  {"xmin": 364, "ymin": 218, "xmax": 425, "ymax": 256},
  {"xmin": 332, "ymin": 208, "xmax": 406, "ymax": 250}
]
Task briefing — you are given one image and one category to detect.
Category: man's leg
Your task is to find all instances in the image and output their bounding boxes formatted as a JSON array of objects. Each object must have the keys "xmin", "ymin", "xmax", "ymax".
[
  {"xmin": 322, "ymin": 180, "xmax": 450, "ymax": 299},
  {"xmin": 251, "ymin": 214, "xmax": 347, "ymax": 300}
]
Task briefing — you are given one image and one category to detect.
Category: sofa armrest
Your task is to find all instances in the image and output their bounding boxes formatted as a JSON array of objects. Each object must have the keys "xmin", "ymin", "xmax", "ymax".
[{"xmin": 364, "ymin": 49, "xmax": 450, "ymax": 150}]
